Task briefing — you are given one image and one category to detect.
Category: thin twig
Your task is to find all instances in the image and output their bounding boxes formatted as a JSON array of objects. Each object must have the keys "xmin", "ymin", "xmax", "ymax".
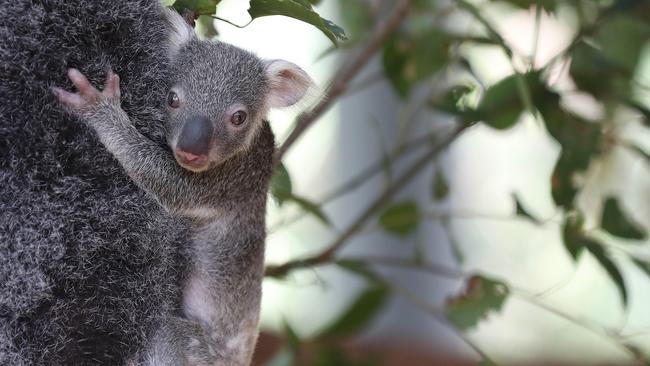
[
  {"xmin": 266, "ymin": 124, "xmax": 471, "ymax": 277},
  {"xmin": 210, "ymin": 16, "xmax": 252, "ymax": 29},
  {"xmin": 513, "ymin": 291, "xmax": 640, "ymax": 359},
  {"xmin": 347, "ymin": 255, "xmax": 467, "ymax": 279},
  {"xmin": 275, "ymin": 0, "xmax": 413, "ymax": 161},
  {"xmin": 268, "ymin": 132, "xmax": 440, "ymax": 232}
]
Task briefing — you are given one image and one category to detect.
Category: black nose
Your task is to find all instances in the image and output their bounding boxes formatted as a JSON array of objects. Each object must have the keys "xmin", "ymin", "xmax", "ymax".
[{"xmin": 177, "ymin": 115, "xmax": 214, "ymax": 156}]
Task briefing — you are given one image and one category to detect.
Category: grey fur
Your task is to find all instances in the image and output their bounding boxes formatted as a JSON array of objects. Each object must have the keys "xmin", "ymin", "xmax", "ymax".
[
  {"xmin": 1, "ymin": 0, "xmax": 191, "ymax": 364},
  {"xmin": 49, "ymin": 6, "xmax": 312, "ymax": 366}
]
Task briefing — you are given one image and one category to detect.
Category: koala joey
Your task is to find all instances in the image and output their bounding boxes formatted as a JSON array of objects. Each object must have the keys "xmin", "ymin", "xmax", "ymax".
[{"xmin": 53, "ymin": 8, "xmax": 313, "ymax": 366}]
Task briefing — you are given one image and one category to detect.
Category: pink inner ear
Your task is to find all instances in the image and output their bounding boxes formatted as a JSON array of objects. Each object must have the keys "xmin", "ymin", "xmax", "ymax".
[{"xmin": 265, "ymin": 60, "xmax": 312, "ymax": 109}]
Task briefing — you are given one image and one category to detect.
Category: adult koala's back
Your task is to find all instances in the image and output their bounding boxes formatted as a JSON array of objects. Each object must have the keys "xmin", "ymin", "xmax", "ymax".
[{"xmin": 0, "ymin": 0, "xmax": 189, "ymax": 364}]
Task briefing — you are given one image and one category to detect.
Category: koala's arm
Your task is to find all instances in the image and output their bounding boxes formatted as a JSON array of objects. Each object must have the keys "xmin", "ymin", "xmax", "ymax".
[{"xmin": 53, "ymin": 69, "xmax": 202, "ymax": 213}]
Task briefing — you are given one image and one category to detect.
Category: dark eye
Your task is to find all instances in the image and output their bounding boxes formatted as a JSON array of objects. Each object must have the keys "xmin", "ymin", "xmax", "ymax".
[
  {"xmin": 167, "ymin": 91, "xmax": 180, "ymax": 108},
  {"xmin": 230, "ymin": 110, "xmax": 247, "ymax": 126}
]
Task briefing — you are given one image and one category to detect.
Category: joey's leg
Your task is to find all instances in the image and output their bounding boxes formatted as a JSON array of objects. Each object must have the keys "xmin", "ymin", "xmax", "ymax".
[{"xmin": 53, "ymin": 69, "xmax": 199, "ymax": 211}]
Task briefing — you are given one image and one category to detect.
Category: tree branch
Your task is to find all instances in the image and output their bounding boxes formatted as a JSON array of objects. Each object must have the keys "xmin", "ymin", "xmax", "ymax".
[
  {"xmin": 266, "ymin": 124, "xmax": 470, "ymax": 277},
  {"xmin": 274, "ymin": 0, "xmax": 413, "ymax": 161},
  {"xmin": 268, "ymin": 132, "xmax": 440, "ymax": 233}
]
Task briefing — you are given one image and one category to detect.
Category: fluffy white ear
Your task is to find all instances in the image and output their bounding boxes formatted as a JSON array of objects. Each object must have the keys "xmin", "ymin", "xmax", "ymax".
[
  {"xmin": 162, "ymin": 8, "xmax": 196, "ymax": 58},
  {"xmin": 264, "ymin": 60, "xmax": 314, "ymax": 109}
]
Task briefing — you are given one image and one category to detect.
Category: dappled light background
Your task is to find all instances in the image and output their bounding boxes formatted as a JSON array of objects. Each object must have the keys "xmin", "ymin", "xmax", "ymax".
[{"xmin": 214, "ymin": 0, "xmax": 650, "ymax": 365}]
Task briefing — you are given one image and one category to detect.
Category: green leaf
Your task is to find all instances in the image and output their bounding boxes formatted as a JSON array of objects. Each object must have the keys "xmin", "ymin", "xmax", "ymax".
[
  {"xmin": 286, "ymin": 194, "xmax": 331, "ymax": 226},
  {"xmin": 337, "ymin": 0, "xmax": 372, "ymax": 40},
  {"xmin": 582, "ymin": 238, "xmax": 628, "ymax": 307},
  {"xmin": 478, "ymin": 74, "xmax": 524, "ymax": 130},
  {"xmin": 445, "ymin": 275, "xmax": 509, "ymax": 330},
  {"xmin": 545, "ymin": 112, "xmax": 602, "ymax": 209},
  {"xmin": 568, "ymin": 16, "xmax": 649, "ymax": 100},
  {"xmin": 562, "ymin": 215, "xmax": 629, "ymax": 307},
  {"xmin": 271, "ymin": 162, "xmax": 292, "ymax": 205},
  {"xmin": 271, "ymin": 163, "xmax": 329, "ymax": 225},
  {"xmin": 382, "ymin": 37, "xmax": 411, "ymax": 97},
  {"xmin": 381, "ymin": 29, "xmax": 449, "ymax": 98},
  {"xmin": 562, "ymin": 213, "xmax": 586, "ymax": 261},
  {"xmin": 172, "ymin": 0, "xmax": 220, "ymax": 16},
  {"xmin": 319, "ymin": 284, "xmax": 389, "ymax": 338},
  {"xmin": 248, "ymin": 0, "xmax": 347, "ymax": 44},
  {"xmin": 432, "ymin": 167, "xmax": 449, "ymax": 200},
  {"xmin": 601, "ymin": 197, "xmax": 647, "ymax": 240},
  {"xmin": 378, "ymin": 201, "xmax": 420, "ymax": 236},
  {"xmin": 596, "ymin": 15, "xmax": 650, "ymax": 71},
  {"xmin": 513, "ymin": 194, "xmax": 540, "ymax": 224}
]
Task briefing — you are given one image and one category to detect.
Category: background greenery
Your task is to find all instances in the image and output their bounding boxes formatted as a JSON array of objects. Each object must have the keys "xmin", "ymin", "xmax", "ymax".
[{"xmin": 166, "ymin": 0, "xmax": 650, "ymax": 364}]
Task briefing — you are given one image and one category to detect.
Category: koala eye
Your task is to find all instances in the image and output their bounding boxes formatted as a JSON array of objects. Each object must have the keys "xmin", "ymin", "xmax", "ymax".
[
  {"xmin": 230, "ymin": 110, "xmax": 247, "ymax": 126},
  {"xmin": 167, "ymin": 91, "xmax": 180, "ymax": 108}
]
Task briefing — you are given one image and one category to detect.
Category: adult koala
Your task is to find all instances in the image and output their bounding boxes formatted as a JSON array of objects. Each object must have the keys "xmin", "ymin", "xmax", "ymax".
[{"xmin": 1, "ymin": 0, "xmax": 190, "ymax": 364}]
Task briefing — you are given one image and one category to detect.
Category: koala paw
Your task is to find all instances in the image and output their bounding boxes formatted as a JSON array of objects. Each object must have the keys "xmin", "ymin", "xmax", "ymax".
[{"xmin": 52, "ymin": 68, "xmax": 121, "ymax": 113}]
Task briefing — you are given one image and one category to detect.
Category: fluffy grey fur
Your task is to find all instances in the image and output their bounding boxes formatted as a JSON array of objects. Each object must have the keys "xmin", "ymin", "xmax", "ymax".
[
  {"xmin": 2, "ymin": 1, "xmax": 312, "ymax": 364},
  {"xmin": 1, "ymin": 0, "xmax": 187, "ymax": 364}
]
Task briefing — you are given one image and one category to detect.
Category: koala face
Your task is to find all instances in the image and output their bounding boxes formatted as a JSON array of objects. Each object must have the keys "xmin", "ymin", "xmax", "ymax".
[
  {"xmin": 166, "ymin": 41, "xmax": 267, "ymax": 172},
  {"xmin": 162, "ymin": 10, "xmax": 314, "ymax": 173}
]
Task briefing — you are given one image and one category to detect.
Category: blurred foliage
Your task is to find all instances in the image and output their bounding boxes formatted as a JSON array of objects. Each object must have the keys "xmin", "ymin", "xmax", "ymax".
[
  {"xmin": 445, "ymin": 275, "xmax": 509, "ymax": 331},
  {"xmin": 167, "ymin": 0, "xmax": 650, "ymax": 364}
]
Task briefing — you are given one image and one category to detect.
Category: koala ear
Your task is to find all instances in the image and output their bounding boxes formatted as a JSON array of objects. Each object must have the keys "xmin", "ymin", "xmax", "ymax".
[
  {"xmin": 264, "ymin": 60, "xmax": 314, "ymax": 109},
  {"xmin": 162, "ymin": 8, "xmax": 196, "ymax": 58}
]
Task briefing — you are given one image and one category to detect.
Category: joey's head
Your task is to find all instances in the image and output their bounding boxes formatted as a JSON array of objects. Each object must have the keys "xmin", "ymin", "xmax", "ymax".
[{"xmin": 162, "ymin": 9, "xmax": 313, "ymax": 172}]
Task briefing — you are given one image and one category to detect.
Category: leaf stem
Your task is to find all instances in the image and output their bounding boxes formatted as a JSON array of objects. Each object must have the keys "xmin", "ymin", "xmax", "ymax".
[{"xmin": 210, "ymin": 16, "xmax": 252, "ymax": 28}]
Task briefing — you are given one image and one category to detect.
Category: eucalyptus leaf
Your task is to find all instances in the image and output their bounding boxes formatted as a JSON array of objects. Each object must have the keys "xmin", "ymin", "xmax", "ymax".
[
  {"xmin": 562, "ymin": 216, "xmax": 629, "ymax": 307},
  {"xmin": 337, "ymin": 0, "xmax": 372, "ymax": 40},
  {"xmin": 248, "ymin": 0, "xmax": 346, "ymax": 44},
  {"xmin": 477, "ymin": 74, "xmax": 524, "ymax": 130},
  {"xmin": 600, "ymin": 197, "xmax": 647, "ymax": 241},
  {"xmin": 582, "ymin": 237, "xmax": 628, "ymax": 307},
  {"xmin": 562, "ymin": 213, "xmax": 585, "ymax": 261},
  {"xmin": 172, "ymin": 0, "xmax": 220, "ymax": 15},
  {"xmin": 378, "ymin": 201, "xmax": 420, "ymax": 236},
  {"xmin": 382, "ymin": 29, "xmax": 449, "ymax": 98},
  {"xmin": 445, "ymin": 275, "xmax": 509, "ymax": 330},
  {"xmin": 271, "ymin": 162, "xmax": 292, "ymax": 205}
]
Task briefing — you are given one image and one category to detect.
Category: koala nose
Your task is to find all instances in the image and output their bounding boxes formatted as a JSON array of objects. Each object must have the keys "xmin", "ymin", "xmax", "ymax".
[{"xmin": 176, "ymin": 115, "xmax": 214, "ymax": 156}]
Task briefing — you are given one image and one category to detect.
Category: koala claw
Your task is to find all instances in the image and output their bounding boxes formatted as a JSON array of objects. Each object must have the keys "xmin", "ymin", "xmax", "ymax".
[{"xmin": 52, "ymin": 68, "xmax": 121, "ymax": 112}]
